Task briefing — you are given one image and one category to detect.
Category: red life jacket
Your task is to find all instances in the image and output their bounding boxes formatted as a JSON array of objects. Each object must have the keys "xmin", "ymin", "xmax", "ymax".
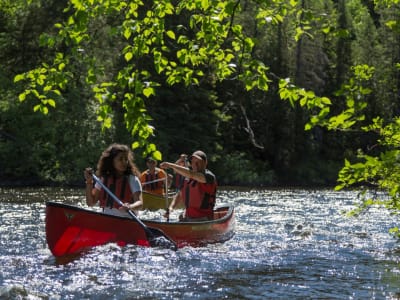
[
  {"xmin": 182, "ymin": 176, "xmax": 216, "ymax": 219},
  {"xmin": 99, "ymin": 176, "xmax": 133, "ymax": 209},
  {"xmin": 174, "ymin": 173, "xmax": 185, "ymax": 190}
]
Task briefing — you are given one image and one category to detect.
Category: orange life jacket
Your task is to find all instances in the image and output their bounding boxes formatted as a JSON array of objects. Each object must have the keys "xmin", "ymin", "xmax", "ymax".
[{"xmin": 141, "ymin": 169, "xmax": 166, "ymax": 195}]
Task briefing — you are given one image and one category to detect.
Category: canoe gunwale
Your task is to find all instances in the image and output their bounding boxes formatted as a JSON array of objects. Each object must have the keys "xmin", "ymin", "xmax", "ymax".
[{"xmin": 144, "ymin": 205, "xmax": 234, "ymax": 226}]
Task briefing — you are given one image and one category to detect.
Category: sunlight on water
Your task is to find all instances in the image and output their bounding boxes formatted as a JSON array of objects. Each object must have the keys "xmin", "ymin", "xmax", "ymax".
[{"xmin": 0, "ymin": 187, "xmax": 399, "ymax": 299}]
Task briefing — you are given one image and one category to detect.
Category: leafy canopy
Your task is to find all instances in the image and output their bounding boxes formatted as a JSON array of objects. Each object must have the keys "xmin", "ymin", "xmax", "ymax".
[{"xmin": 14, "ymin": 0, "xmax": 271, "ymax": 159}]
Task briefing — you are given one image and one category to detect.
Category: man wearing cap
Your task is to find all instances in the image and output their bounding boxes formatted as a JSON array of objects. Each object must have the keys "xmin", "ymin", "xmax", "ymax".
[
  {"xmin": 160, "ymin": 150, "xmax": 217, "ymax": 221},
  {"xmin": 140, "ymin": 156, "xmax": 168, "ymax": 196}
]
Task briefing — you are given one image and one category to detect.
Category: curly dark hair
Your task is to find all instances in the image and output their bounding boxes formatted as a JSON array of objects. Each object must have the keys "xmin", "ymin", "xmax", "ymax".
[{"xmin": 96, "ymin": 143, "xmax": 140, "ymax": 177}]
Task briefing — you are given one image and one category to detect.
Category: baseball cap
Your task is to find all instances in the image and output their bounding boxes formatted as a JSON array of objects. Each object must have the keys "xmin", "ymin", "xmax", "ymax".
[
  {"xmin": 145, "ymin": 156, "xmax": 156, "ymax": 163},
  {"xmin": 190, "ymin": 150, "xmax": 207, "ymax": 162}
]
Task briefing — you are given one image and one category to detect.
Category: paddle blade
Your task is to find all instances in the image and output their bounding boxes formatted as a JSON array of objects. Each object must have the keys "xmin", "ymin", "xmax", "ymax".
[{"xmin": 146, "ymin": 227, "xmax": 178, "ymax": 251}]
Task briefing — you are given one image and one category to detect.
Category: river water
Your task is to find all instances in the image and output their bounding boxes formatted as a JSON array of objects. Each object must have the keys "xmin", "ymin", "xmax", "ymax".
[{"xmin": 0, "ymin": 187, "xmax": 399, "ymax": 299}]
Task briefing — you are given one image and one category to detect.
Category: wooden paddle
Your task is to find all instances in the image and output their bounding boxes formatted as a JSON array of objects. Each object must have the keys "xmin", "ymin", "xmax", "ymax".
[
  {"xmin": 164, "ymin": 174, "xmax": 169, "ymax": 222},
  {"xmin": 92, "ymin": 174, "xmax": 178, "ymax": 251}
]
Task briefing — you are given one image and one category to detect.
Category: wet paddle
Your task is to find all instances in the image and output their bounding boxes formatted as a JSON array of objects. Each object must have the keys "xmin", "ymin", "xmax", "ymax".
[
  {"xmin": 165, "ymin": 175, "xmax": 169, "ymax": 222},
  {"xmin": 92, "ymin": 174, "xmax": 177, "ymax": 251}
]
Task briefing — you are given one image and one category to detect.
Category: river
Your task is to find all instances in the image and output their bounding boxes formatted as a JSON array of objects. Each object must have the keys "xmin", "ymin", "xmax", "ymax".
[{"xmin": 0, "ymin": 187, "xmax": 399, "ymax": 299}]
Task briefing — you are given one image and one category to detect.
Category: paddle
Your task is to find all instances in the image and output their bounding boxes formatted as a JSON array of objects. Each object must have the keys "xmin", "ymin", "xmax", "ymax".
[
  {"xmin": 164, "ymin": 175, "xmax": 169, "ymax": 222},
  {"xmin": 92, "ymin": 173, "xmax": 177, "ymax": 251}
]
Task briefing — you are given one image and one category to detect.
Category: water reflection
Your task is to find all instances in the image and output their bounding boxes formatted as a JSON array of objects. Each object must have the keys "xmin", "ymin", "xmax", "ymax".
[{"xmin": 0, "ymin": 187, "xmax": 399, "ymax": 299}]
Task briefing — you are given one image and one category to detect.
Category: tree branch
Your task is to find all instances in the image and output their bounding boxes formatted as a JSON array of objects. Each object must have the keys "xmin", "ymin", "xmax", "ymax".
[{"xmin": 239, "ymin": 103, "xmax": 264, "ymax": 150}]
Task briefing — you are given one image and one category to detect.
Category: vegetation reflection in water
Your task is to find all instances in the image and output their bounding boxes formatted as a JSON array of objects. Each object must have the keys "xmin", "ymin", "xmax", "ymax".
[{"xmin": 0, "ymin": 187, "xmax": 399, "ymax": 299}]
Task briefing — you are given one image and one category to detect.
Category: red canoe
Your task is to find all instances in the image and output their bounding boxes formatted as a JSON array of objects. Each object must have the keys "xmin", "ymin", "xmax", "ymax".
[{"xmin": 45, "ymin": 201, "xmax": 235, "ymax": 257}]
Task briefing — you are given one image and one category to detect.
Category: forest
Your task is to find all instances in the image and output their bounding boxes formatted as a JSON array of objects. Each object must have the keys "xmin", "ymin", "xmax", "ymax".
[{"xmin": 1, "ymin": 0, "xmax": 400, "ymax": 205}]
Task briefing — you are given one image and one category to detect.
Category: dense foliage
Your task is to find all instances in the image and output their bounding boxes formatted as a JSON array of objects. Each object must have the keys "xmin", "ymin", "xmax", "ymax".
[{"xmin": 1, "ymin": 0, "xmax": 400, "ymax": 232}]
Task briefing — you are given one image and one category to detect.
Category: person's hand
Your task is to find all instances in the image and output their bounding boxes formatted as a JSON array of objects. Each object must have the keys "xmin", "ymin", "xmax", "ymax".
[
  {"xmin": 84, "ymin": 168, "xmax": 93, "ymax": 183},
  {"xmin": 159, "ymin": 162, "xmax": 169, "ymax": 169},
  {"xmin": 177, "ymin": 154, "xmax": 188, "ymax": 166},
  {"xmin": 119, "ymin": 202, "xmax": 131, "ymax": 211}
]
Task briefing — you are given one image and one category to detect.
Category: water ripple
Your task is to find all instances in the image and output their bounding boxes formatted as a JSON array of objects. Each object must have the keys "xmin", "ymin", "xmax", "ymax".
[{"xmin": 0, "ymin": 187, "xmax": 399, "ymax": 299}]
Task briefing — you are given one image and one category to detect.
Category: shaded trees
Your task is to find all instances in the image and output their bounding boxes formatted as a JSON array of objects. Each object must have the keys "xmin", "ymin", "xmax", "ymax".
[{"xmin": 1, "ymin": 0, "xmax": 400, "ymax": 202}]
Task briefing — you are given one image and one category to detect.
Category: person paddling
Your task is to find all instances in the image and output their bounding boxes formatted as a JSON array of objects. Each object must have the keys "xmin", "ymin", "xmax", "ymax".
[
  {"xmin": 84, "ymin": 143, "xmax": 143, "ymax": 217},
  {"xmin": 160, "ymin": 150, "xmax": 217, "ymax": 221},
  {"xmin": 140, "ymin": 156, "xmax": 169, "ymax": 196}
]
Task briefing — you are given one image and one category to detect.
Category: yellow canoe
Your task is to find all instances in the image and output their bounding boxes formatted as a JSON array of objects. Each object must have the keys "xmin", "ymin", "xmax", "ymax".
[{"xmin": 142, "ymin": 191, "xmax": 184, "ymax": 210}]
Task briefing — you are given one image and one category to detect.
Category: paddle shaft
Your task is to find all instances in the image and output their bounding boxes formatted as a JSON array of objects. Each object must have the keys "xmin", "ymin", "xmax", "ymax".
[
  {"xmin": 165, "ymin": 175, "xmax": 169, "ymax": 222},
  {"xmin": 142, "ymin": 177, "xmax": 165, "ymax": 185}
]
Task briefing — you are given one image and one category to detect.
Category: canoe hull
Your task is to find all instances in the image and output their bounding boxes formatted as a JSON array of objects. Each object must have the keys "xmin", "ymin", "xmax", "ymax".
[
  {"xmin": 142, "ymin": 192, "xmax": 171, "ymax": 210},
  {"xmin": 142, "ymin": 192, "xmax": 184, "ymax": 210},
  {"xmin": 45, "ymin": 202, "xmax": 235, "ymax": 257}
]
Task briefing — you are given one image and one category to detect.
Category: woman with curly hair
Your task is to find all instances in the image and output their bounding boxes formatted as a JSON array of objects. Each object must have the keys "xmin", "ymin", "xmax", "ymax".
[{"xmin": 84, "ymin": 143, "xmax": 143, "ymax": 217}]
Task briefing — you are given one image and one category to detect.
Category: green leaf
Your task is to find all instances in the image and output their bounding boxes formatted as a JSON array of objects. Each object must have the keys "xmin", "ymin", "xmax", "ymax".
[
  {"xmin": 18, "ymin": 93, "xmax": 26, "ymax": 102},
  {"xmin": 124, "ymin": 27, "xmax": 131, "ymax": 40},
  {"xmin": 201, "ymin": 0, "xmax": 209, "ymax": 9},
  {"xmin": 103, "ymin": 117, "xmax": 112, "ymax": 129},
  {"xmin": 153, "ymin": 150, "xmax": 162, "ymax": 161},
  {"xmin": 58, "ymin": 63, "xmax": 66, "ymax": 71},
  {"xmin": 143, "ymin": 87, "xmax": 154, "ymax": 98},
  {"xmin": 14, "ymin": 74, "xmax": 25, "ymax": 82},
  {"xmin": 132, "ymin": 141, "xmax": 140, "ymax": 150},
  {"xmin": 166, "ymin": 30, "xmax": 175, "ymax": 40},
  {"xmin": 124, "ymin": 52, "xmax": 133, "ymax": 62},
  {"xmin": 304, "ymin": 123, "xmax": 312, "ymax": 131},
  {"xmin": 47, "ymin": 99, "xmax": 56, "ymax": 108}
]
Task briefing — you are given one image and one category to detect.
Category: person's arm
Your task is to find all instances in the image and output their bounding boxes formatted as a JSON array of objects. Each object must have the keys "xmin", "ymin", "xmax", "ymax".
[
  {"xmin": 164, "ymin": 189, "xmax": 184, "ymax": 219},
  {"xmin": 160, "ymin": 162, "xmax": 206, "ymax": 183},
  {"xmin": 84, "ymin": 168, "xmax": 98, "ymax": 206},
  {"xmin": 167, "ymin": 173, "xmax": 173, "ymax": 188},
  {"xmin": 120, "ymin": 175, "xmax": 143, "ymax": 212},
  {"xmin": 120, "ymin": 191, "xmax": 142, "ymax": 214},
  {"xmin": 171, "ymin": 190, "xmax": 184, "ymax": 211},
  {"xmin": 129, "ymin": 191, "xmax": 143, "ymax": 210}
]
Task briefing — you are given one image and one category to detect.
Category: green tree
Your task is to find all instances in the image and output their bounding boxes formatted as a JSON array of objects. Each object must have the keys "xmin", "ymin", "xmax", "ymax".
[
  {"xmin": 278, "ymin": 0, "xmax": 400, "ymax": 237},
  {"xmin": 14, "ymin": 0, "xmax": 269, "ymax": 159},
  {"xmin": 0, "ymin": 0, "xmax": 112, "ymax": 183}
]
